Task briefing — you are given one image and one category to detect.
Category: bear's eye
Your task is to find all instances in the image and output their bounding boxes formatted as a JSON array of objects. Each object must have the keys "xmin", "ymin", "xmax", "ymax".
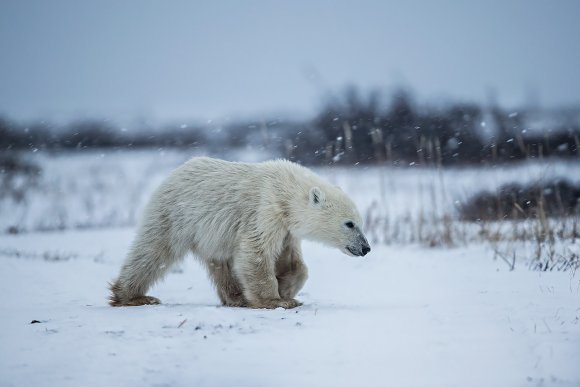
[{"xmin": 345, "ymin": 221, "xmax": 355, "ymax": 229}]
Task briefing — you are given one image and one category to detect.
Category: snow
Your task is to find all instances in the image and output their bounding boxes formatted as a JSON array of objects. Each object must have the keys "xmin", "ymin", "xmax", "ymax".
[
  {"xmin": 1, "ymin": 150, "xmax": 579, "ymax": 385},
  {"xmin": 1, "ymin": 228, "xmax": 579, "ymax": 387},
  {"xmin": 4, "ymin": 150, "xmax": 580, "ymax": 235}
]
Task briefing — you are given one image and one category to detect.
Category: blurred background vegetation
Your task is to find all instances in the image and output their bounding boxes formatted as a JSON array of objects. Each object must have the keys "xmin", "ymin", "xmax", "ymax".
[{"xmin": 2, "ymin": 87, "xmax": 579, "ymax": 166}]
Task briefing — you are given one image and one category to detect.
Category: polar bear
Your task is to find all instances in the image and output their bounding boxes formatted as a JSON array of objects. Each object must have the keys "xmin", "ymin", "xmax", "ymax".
[{"xmin": 109, "ymin": 157, "xmax": 370, "ymax": 309}]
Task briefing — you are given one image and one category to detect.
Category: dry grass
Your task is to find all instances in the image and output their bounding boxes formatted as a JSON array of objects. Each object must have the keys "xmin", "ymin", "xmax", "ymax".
[
  {"xmin": 365, "ymin": 203, "xmax": 580, "ymax": 271},
  {"xmin": 364, "ymin": 154, "xmax": 580, "ymax": 271}
]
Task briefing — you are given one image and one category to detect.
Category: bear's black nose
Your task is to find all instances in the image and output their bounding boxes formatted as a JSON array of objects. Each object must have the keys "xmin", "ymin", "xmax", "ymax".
[{"xmin": 362, "ymin": 246, "xmax": 371, "ymax": 256}]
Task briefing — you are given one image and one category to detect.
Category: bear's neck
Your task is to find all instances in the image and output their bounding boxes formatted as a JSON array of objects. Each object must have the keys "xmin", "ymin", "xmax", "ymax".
[{"xmin": 270, "ymin": 163, "xmax": 327, "ymax": 239}]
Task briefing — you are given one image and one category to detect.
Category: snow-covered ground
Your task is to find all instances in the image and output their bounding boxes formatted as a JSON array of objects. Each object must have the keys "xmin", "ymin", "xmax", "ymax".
[
  {"xmin": 1, "ymin": 150, "xmax": 579, "ymax": 385},
  {"xmin": 1, "ymin": 228, "xmax": 579, "ymax": 387},
  {"xmin": 3, "ymin": 149, "xmax": 580, "ymax": 235}
]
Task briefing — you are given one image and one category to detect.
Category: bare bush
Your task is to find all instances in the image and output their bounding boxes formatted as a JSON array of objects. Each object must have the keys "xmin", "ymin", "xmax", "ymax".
[
  {"xmin": 459, "ymin": 179, "xmax": 580, "ymax": 221},
  {"xmin": 0, "ymin": 153, "xmax": 41, "ymax": 205}
]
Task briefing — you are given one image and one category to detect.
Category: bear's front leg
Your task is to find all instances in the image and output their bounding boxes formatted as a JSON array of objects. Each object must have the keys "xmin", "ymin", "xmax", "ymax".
[
  {"xmin": 277, "ymin": 258, "xmax": 308, "ymax": 301},
  {"xmin": 276, "ymin": 240, "xmax": 308, "ymax": 300},
  {"xmin": 233, "ymin": 249, "xmax": 301, "ymax": 309}
]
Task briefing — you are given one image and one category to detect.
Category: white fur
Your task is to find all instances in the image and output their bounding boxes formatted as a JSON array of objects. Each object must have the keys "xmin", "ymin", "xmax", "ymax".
[{"xmin": 109, "ymin": 157, "xmax": 369, "ymax": 309}]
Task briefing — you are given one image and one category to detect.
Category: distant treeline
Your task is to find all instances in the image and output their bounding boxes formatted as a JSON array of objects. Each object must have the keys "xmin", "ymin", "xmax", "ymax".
[{"xmin": 1, "ymin": 88, "xmax": 579, "ymax": 166}]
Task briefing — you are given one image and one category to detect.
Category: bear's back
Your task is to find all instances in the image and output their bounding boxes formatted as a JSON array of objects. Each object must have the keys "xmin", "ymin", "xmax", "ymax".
[{"xmin": 158, "ymin": 157, "xmax": 282, "ymax": 259}]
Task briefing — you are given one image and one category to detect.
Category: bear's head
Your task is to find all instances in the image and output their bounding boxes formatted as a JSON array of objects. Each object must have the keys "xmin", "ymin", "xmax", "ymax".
[{"xmin": 299, "ymin": 186, "xmax": 371, "ymax": 257}]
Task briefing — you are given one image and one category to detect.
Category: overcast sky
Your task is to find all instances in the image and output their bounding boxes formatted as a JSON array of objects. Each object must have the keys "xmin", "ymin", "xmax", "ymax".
[{"xmin": 1, "ymin": 0, "xmax": 579, "ymax": 123}]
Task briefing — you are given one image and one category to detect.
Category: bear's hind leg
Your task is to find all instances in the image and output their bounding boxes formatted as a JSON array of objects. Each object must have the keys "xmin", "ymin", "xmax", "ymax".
[
  {"xmin": 206, "ymin": 259, "xmax": 248, "ymax": 307},
  {"xmin": 109, "ymin": 280, "xmax": 160, "ymax": 306},
  {"xmin": 110, "ymin": 230, "xmax": 185, "ymax": 307}
]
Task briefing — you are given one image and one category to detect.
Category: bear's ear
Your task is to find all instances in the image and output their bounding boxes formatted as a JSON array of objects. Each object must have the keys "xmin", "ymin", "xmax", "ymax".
[{"xmin": 309, "ymin": 187, "xmax": 325, "ymax": 208}]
